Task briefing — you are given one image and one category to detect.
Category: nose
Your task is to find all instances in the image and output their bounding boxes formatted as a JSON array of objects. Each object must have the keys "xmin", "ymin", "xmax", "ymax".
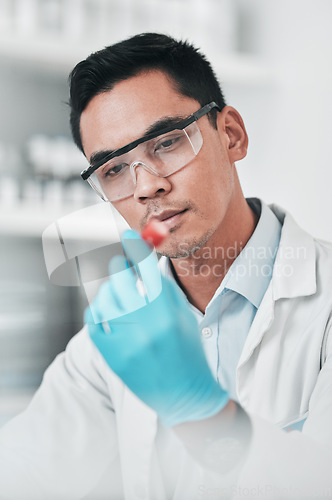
[{"xmin": 132, "ymin": 162, "xmax": 172, "ymax": 202}]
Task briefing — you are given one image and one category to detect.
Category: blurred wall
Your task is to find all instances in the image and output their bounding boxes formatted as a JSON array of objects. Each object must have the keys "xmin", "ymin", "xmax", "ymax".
[{"xmin": 233, "ymin": 0, "xmax": 332, "ymax": 241}]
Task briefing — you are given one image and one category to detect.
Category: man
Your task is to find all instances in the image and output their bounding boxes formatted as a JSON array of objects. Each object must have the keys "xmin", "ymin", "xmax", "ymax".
[{"xmin": 1, "ymin": 33, "xmax": 332, "ymax": 499}]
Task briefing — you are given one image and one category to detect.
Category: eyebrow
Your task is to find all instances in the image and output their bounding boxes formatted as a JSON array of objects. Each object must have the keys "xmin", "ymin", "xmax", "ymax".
[{"xmin": 89, "ymin": 114, "xmax": 187, "ymax": 167}]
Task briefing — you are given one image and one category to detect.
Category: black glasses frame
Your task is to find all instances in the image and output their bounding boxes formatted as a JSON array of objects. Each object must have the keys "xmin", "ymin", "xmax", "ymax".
[{"xmin": 81, "ymin": 101, "xmax": 221, "ymax": 181}]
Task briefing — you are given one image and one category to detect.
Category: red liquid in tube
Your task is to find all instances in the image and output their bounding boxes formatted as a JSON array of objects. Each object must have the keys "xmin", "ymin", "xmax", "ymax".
[{"xmin": 141, "ymin": 220, "xmax": 168, "ymax": 248}]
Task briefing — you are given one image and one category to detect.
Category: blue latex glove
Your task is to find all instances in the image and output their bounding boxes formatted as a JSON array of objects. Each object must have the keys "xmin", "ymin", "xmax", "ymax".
[{"xmin": 85, "ymin": 230, "xmax": 229, "ymax": 427}]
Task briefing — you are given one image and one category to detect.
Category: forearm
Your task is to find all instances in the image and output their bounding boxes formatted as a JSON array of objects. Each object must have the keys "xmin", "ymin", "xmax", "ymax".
[
  {"xmin": 173, "ymin": 399, "xmax": 252, "ymax": 475},
  {"xmin": 174, "ymin": 401, "xmax": 332, "ymax": 498}
]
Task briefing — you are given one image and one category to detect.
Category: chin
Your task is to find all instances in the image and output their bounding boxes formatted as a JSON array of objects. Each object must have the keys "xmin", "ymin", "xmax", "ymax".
[{"xmin": 159, "ymin": 230, "xmax": 215, "ymax": 259}]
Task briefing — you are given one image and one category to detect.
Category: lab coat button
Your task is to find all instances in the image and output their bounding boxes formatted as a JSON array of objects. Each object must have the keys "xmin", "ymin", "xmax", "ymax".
[
  {"xmin": 201, "ymin": 327, "xmax": 212, "ymax": 339},
  {"xmin": 135, "ymin": 482, "xmax": 148, "ymax": 499}
]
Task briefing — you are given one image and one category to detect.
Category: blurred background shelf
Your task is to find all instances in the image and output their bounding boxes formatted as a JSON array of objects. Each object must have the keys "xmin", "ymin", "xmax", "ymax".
[
  {"xmin": 0, "ymin": 33, "xmax": 274, "ymax": 84},
  {"xmin": 0, "ymin": 33, "xmax": 92, "ymax": 76},
  {"xmin": 0, "ymin": 200, "xmax": 127, "ymax": 239},
  {"xmin": 0, "ymin": 202, "xmax": 87, "ymax": 237}
]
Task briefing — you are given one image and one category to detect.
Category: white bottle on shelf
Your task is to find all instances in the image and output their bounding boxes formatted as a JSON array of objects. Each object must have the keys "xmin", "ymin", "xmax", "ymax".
[
  {"xmin": 38, "ymin": 0, "xmax": 63, "ymax": 35},
  {"xmin": 0, "ymin": 176, "xmax": 20, "ymax": 206},
  {"xmin": 98, "ymin": 0, "xmax": 135, "ymax": 45},
  {"xmin": 14, "ymin": 0, "xmax": 38, "ymax": 35},
  {"xmin": 63, "ymin": 0, "xmax": 85, "ymax": 40},
  {"xmin": 22, "ymin": 179, "xmax": 43, "ymax": 203},
  {"xmin": 183, "ymin": 0, "xmax": 237, "ymax": 55},
  {"xmin": 0, "ymin": 0, "xmax": 13, "ymax": 34},
  {"xmin": 43, "ymin": 179, "xmax": 63, "ymax": 206},
  {"xmin": 144, "ymin": 0, "xmax": 184, "ymax": 39}
]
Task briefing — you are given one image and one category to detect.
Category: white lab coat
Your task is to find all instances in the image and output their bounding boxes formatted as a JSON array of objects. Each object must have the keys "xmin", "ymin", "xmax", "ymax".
[{"xmin": 1, "ymin": 203, "xmax": 332, "ymax": 500}]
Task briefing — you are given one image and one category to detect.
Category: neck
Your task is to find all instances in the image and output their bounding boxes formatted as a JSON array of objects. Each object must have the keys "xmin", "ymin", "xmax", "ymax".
[{"xmin": 171, "ymin": 196, "xmax": 258, "ymax": 313}]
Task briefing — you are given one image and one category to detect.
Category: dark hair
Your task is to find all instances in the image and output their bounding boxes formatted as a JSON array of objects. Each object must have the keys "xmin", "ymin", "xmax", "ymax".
[{"xmin": 69, "ymin": 32, "xmax": 227, "ymax": 153}]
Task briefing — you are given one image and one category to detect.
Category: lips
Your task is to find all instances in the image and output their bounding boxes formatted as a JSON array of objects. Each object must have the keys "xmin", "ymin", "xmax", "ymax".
[{"xmin": 150, "ymin": 208, "xmax": 187, "ymax": 223}]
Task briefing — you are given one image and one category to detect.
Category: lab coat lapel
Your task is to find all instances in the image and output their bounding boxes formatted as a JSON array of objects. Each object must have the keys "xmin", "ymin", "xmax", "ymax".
[
  {"xmin": 236, "ymin": 205, "xmax": 317, "ymax": 410},
  {"xmin": 269, "ymin": 203, "xmax": 316, "ymax": 301}
]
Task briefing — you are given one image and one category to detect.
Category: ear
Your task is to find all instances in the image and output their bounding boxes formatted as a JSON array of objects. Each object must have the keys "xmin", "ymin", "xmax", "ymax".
[{"xmin": 217, "ymin": 106, "xmax": 248, "ymax": 163}]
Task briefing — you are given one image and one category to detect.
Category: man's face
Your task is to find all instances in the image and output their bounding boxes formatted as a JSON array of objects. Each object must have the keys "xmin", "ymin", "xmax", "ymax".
[{"xmin": 80, "ymin": 70, "xmax": 243, "ymax": 258}]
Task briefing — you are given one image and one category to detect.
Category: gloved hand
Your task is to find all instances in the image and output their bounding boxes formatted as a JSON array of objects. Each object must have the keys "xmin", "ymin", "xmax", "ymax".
[{"xmin": 85, "ymin": 229, "xmax": 229, "ymax": 427}]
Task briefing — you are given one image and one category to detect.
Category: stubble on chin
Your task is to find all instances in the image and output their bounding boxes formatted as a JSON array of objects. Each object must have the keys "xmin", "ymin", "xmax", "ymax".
[{"xmin": 159, "ymin": 228, "xmax": 215, "ymax": 259}]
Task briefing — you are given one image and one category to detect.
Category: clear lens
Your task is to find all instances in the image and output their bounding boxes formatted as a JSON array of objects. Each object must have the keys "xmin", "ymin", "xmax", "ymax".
[{"xmin": 89, "ymin": 121, "xmax": 203, "ymax": 202}]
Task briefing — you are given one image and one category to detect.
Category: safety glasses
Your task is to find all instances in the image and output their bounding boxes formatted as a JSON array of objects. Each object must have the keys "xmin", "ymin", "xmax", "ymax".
[{"xmin": 81, "ymin": 101, "xmax": 220, "ymax": 202}]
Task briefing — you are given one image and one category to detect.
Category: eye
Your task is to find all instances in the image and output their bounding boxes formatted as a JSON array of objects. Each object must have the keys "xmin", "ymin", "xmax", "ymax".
[
  {"xmin": 101, "ymin": 162, "xmax": 129, "ymax": 179},
  {"xmin": 154, "ymin": 134, "xmax": 183, "ymax": 153}
]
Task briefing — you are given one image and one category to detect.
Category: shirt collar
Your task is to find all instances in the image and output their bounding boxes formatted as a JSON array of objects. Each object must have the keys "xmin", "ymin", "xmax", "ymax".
[{"xmin": 224, "ymin": 198, "xmax": 282, "ymax": 308}]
